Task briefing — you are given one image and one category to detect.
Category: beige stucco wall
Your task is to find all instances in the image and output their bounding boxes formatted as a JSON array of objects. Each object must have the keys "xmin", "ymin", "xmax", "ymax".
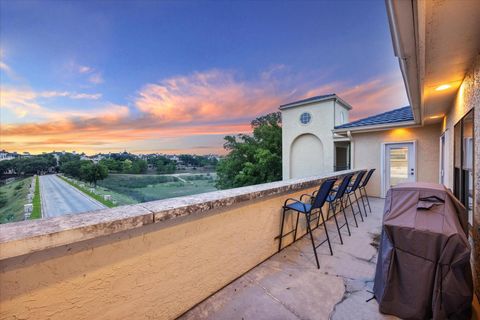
[
  {"xmin": 334, "ymin": 101, "xmax": 350, "ymax": 127},
  {"xmin": 282, "ymin": 99, "xmax": 350, "ymax": 179},
  {"xmin": 0, "ymin": 179, "xmax": 347, "ymax": 320},
  {"xmin": 351, "ymin": 123, "xmax": 442, "ymax": 197},
  {"xmin": 442, "ymin": 57, "xmax": 479, "ymax": 191},
  {"xmin": 444, "ymin": 54, "xmax": 480, "ymax": 297}
]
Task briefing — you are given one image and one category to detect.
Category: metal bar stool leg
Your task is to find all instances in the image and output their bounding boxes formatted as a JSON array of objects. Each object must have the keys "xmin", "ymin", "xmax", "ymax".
[
  {"xmin": 320, "ymin": 208, "xmax": 333, "ymax": 256},
  {"xmin": 293, "ymin": 211, "xmax": 300, "ymax": 242},
  {"xmin": 339, "ymin": 198, "xmax": 351, "ymax": 236},
  {"xmin": 306, "ymin": 213, "xmax": 320, "ymax": 269},
  {"xmin": 278, "ymin": 207, "xmax": 287, "ymax": 252},
  {"xmin": 354, "ymin": 191, "xmax": 364, "ymax": 221},
  {"xmin": 316, "ymin": 209, "xmax": 321, "ymax": 228},
  {"xmin": 347, "ymin": 193, "xmax": 359, "ymax": 227},
  {"xmin": 330, "ymin": 201, "xmax": 343, "ymax": 245},
  {"xmin": 357, "ymin": 189, "xmax": 368, "ymax": 217},
  {"xmin": 362, "ymin": 187, "xmax": 372, "ymax": 214}
]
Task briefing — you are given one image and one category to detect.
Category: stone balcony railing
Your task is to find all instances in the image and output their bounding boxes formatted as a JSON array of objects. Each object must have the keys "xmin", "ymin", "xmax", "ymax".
[{"xmin": 0, "ymin": 169, "xmax": 362, "ymax": 320}]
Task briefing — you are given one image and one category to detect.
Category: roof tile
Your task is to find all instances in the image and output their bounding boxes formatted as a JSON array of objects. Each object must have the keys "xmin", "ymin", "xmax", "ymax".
[{"xmin": 335, "ymin": 106, "xmax": 413, "ymax": 129}]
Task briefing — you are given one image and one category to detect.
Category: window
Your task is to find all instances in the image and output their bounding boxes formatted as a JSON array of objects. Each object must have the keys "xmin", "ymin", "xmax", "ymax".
[
  {"xmin": 454, "ymin": 109, "xmax": 474, "ymax": 225},
  {"xmin": 334, "ymin": 141, "xmax": 350, "ymax": 171},
  {"xmin": 340, "ymin": 112, "xmax": 345, "ymax": 124},
  {"xmin": 300, "ymin": 112, "xmax": 311, "ymax": 125}
]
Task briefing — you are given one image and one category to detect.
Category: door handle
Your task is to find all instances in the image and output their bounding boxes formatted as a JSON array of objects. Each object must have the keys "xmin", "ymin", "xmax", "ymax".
[{"xmin": 410, "ymin": 168, "xmax": 415, "ymax": 176}]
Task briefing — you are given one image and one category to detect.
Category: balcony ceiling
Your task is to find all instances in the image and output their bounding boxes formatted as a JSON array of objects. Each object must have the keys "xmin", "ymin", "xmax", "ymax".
[
  {"xmin": 387, "ymin": 0, "xmax": 480, "ymax": 124},
  {"xmin": 422, "ymin": 0, "xmax": 480, "ymax": 122}
]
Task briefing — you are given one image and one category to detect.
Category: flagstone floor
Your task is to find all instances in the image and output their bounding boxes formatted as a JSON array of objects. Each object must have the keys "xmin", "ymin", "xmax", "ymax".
[{"xmin": 179, "ymin": 197, "xmax": 402, "ymax": 320}]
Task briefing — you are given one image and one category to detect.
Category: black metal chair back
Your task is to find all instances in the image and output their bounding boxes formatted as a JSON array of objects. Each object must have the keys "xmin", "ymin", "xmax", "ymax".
[
  {"xmin": 334, "ymin": 174, "xmax": 354, "ymax": 200},
  {"xmin": 312, "ymin": 178, "xmax": 337, "ymax": 210},
  {"xmin": 350, "ymin": 170, "xmax": 366, "ymax": 192},
  {"xmin": 361, "ymin": 169, "xmax": 375, "ymax": 188}
]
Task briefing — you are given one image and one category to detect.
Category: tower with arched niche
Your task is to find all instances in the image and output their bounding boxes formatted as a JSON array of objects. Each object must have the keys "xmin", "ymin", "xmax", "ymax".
[{"xmin": 280, "ymin": 94, "xmax": 352, "ymax": 179}]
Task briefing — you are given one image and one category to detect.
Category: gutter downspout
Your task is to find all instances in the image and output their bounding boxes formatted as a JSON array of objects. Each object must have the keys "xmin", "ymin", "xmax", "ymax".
[{"xmin": 347, "ymin": 130, "xmax": 354, "ymax": 169}]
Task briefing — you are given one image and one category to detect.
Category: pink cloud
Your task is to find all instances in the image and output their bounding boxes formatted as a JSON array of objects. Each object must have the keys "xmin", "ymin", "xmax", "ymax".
[
  {"xmin": 304, "ymin": 73, "xmax": 408, "ymax": 121},
  {"xmin": 135, "ymin": 69, "xmax": 285, "ymax": 123},
  {"xmin": 1, "ymin": 68, "xmax": 408, "ymax": 154}
]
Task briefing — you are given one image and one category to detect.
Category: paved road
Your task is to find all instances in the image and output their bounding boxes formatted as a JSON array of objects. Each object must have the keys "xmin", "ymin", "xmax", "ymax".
[{"xmin": 39, "ymin": 174, "xmax": 106, "ymax": 217}]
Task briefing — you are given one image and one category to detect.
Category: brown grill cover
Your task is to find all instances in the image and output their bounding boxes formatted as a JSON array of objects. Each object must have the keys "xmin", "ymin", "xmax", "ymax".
[{"xmin": 373, "ymin": 182, "xmax": 472, "ymax": 319}]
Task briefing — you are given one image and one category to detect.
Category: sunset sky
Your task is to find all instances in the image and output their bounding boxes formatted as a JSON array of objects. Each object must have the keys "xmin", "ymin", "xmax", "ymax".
[{"xmin": 0, "ymin": 0, "xmax": 408, "ymax": 155}]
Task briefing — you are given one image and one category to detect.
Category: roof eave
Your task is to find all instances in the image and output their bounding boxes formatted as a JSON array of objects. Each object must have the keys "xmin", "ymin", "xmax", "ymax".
[
  {"xmin": 385, "ymin": 0, "xmax": 423, "ymax": 125},
  {"xmin": 332, "ymin": 120, "xmax": 417, "ymax": 134},
  {"xmin": 279, "ymin": 94, "xmax": 352, "ymax": 111}
]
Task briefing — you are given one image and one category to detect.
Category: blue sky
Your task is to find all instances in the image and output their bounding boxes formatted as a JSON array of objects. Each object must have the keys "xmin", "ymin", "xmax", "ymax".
[{"xmin": 0, "ymin": 0, "xmax": 408, "ymax": 154}]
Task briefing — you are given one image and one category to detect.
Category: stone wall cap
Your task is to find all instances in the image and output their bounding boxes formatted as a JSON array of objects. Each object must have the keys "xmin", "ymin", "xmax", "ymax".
[{"xmin": 0, "ymin": 170, "xmax": 359, "ymax": 260}]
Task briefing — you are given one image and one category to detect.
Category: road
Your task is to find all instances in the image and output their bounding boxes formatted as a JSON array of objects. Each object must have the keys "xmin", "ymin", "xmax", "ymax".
[{"xmin": 39, "ymin": 174, "xmax": 106, "ymax": 217}]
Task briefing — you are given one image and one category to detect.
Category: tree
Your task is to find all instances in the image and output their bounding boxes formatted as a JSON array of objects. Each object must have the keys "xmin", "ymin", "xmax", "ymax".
[
  {"xmin": 60, "ymin": 160, "xmax": 90, "ymax": 178},
  {"xmin": 131, "ymin": 159, "xmax": 147, "ymax": 174},
  {"xmin": 179, "ymin": 154, "xmax": 199, "ymax": 167},
  {"xmin": 59, "ymin": 153, "xmax": 81, "ymax": 166},
  {"xmin": 155, "ymin": 156, "xmax": 176, "ymax": 174},
  {"xmin": 122, "ymin": 159, "xmax": 133, "ymax": 173},
  {"xmin": 99, "ymin": 158, "xmax": 123, "ymax": 172},
  {"xmin": 216, "ymin": 112, "xmax": 282, "ymax": 189},
  {"xmin": 79, "ymin": 163, "xmax": 108, "ymax": 187}
]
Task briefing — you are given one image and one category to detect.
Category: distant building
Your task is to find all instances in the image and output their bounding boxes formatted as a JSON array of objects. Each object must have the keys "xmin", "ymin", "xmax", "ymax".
[{"xmin": 280, "ymin": 94, "xmax": 351, "ymax": 179}]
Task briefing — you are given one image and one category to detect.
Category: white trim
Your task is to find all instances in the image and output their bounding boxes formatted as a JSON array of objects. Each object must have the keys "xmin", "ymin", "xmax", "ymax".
[
  {"xmin": 279, "ymin": 94, "xmax": 353, "ymax": 110},
  {"xmin": 439, "ymin": 132, "xmax": 446, "ymax": 185},
  {"xmin": 380, "ymin": 140, "xmax": 417, "ymax": 198},
  {"xmin": 333, "ymin": 120, "xmax": 417, "ymax": 134}
]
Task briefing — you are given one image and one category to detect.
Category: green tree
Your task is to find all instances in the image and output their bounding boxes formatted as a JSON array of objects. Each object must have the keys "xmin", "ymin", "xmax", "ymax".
[
  {"xmin": 60, "ymin": 160, "xmax": 90, "ymax": 178},
  {"xmin": 99, "ymin": 158, "xmax": 123, "ymax": 172},
  {"xmin": 122, "ymin": 159, "xmax": 133, "ymax": 173},
  {"xmin": 155, "ymin": 156, "xmax": 176, "ymax": 174},
  {"xmin": 79, "ymin": 163, "xmax": 108, "ymax": 187},
  {"xmin": 131, "ymin": 159, "xmax": 148, "ymax": 174},
  {"xmin": 59, "ymin": 153, "xmax": 81, "ymax": 166},
  {"xmin": 179, "ymin": 154, "xmax": 199, "ymax": 167},
  {"xmin": 216, "ymin": 112, "xmax": 282, "ymax": 189}
]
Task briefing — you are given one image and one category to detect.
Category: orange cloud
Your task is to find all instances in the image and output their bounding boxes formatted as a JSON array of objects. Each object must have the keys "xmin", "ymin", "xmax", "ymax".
[
  {"xmin": 135, "ymin": 69, "xmax": 284, "ymax": 123},
  {"xmin": 305, "ymin": 73, "xmax": 408, "ymax": 121},
  {"xmin": 1, "ymin": 68, "xmax": 408, "ymax": 154}
]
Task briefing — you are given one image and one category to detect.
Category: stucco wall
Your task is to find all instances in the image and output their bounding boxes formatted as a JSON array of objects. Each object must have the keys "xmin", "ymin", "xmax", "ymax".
[
  {"xmin": 282, "ymin": 100, "xmax": 338, "ymax": 179},
  {"xmin": 0, "ymin": 172, "xmax": 356, "ymax": 320},
  {"xmin": 446, "ymin": 54, "xmax": 480, "ymax": 298},
  {"xmin": 351, "ymin": 123, "xmax": 442, "ymax": 197},
  {"xmin": 334, "ymin": 101, "xmax": 350, "ymax": 127}
]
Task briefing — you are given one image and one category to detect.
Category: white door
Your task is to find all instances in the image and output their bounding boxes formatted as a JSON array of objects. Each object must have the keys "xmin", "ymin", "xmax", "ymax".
[{"xmin": 384, "ymin": 142, "xmax": 416, "ymax": 194}]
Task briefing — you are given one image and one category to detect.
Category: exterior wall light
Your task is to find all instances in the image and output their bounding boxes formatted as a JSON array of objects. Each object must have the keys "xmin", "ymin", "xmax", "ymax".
[{"xmin": 435, "ymin": 84, "xmax": 451, "ymax": 91}]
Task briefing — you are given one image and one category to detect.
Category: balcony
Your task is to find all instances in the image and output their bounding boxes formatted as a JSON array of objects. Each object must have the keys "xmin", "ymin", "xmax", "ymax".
[
  {"xmin": 180, "ymin": 197, "xmax": 388, "ymax": 320},
  {"xmin": 0, "ymin": 169, "xmax": 477, "ymax": 319}
]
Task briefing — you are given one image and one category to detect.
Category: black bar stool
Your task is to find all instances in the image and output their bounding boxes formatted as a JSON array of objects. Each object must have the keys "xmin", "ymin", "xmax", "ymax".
[
  {"xmin": 343, "ymin": 170, "xmax": 367, "ymax": 227},
  {"xmin": 278, "ymin": 178, "xmax": 337, "ymax": 269},
  {"xmin": 325, "ymin": 173, "xmax": 354, "ymax": 245},
  {"xmin": 358, "ymin": 169, "xmax": 375, "ymax": 215}
]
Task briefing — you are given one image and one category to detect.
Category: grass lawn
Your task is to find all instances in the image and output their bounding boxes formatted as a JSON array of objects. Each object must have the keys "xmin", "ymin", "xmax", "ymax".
[
  {"xmin": 97, "ymin": 173, "xmax": 217, "ymax": 204},
  {"xmin": 58, "ymin": 175, "xmax": 116, "ymax": 208},
  {"xmin": 84, "ymin": 184, "xmax": 138, "ymax": 206},
  {"xmin": 0, "ymin": 177, "xmax": 32, "ymax": 224},
  {"xmin": 30, "ymin": 176, "xmax": 41, "ymax": 220}
]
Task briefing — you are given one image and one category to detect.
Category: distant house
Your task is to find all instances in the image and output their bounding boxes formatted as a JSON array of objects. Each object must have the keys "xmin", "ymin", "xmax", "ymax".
[
  {"xmin": 90, "ymin": 154, "xmax": 105, "ymax": 164},
  {"xmin": 0, "ymin": 150, "xmax": 14, "ymax": 162},
  {"xmin": 166, "ymin": 155, "xmax": 179, "ymax": 162}
]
